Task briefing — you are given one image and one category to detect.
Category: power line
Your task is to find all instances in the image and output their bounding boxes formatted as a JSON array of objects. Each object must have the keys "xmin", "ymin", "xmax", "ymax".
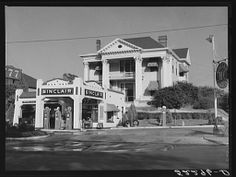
[{"xmin": 6, "ymin": 23, "xmax": 227, "ymax": 44}]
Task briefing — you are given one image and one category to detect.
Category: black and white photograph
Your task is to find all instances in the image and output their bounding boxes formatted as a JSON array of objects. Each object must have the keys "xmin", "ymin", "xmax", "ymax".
[{"xmin": 4, "ymin": 4, "xmax": 230, "ymax": 176}]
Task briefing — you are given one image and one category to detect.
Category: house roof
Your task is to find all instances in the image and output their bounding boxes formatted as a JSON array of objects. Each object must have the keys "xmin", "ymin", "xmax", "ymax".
[
  {"xmin": 19, "ymin": 91, "xmax": 36, "ymax": 98},
  {"xmin": 22, "ymin": 73, "xmax": 37, "ymax": 89},
  {"xmin": 172, "ymin": 48, "xmax": 188, "ymax": 58},
  {"xmin": 123, "ymin": 37, "xmax": 165, "ymax": 49}
]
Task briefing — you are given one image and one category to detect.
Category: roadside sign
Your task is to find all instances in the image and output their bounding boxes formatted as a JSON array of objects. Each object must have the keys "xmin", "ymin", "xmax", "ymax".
[
  {"xmin": 216, "ymin": 62, "xmax": 228, "ymax": 89},
  {"xmin": 5, "ymin": 65, "xmax": 22, "ymax": 80}
]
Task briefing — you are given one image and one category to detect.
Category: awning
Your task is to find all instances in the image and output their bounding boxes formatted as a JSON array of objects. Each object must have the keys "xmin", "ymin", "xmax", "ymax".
[
  {"xmin": 147, "ymin": 62, "xmax": 158, "ymax": 67},
  {"xmin": 106, "ymin": 104, "xmax": 120, "ymax": 112},
  {"xmin": 179, "ymin": 64, "xmax": 189, "ymax": 73},
  {"xmin": 146, "ymin": 81, "xmax": 159, "ymax": 91}
]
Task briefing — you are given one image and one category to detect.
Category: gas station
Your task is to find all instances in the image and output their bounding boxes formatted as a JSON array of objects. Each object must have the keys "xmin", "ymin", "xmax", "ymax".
[{"xmin": 13, "ymin": 77, "xmax": 126, "ymax": 130}]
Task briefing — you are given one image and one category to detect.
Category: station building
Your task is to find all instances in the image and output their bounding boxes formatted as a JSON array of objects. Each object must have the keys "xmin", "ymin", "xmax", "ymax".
[
  {"xmin": 13, "ymin": 77, "xmax": 126, "ymax": 129},
  {"xmin": 80, "ymin": 35, "xmax": 191, "ymax": 106}
]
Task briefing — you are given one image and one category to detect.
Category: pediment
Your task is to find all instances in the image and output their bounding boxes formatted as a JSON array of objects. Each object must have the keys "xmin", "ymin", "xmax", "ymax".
[
  {"xmin": 44, "ymin": 78, "xmax": 70, "ymax": 86},
  {"xmin": 98, "ymin": 38, "xmax": 141, "ymax": 55},
  {"xmin": 85, "ymin": 81, "xmax": 102, "ymax": 90}
]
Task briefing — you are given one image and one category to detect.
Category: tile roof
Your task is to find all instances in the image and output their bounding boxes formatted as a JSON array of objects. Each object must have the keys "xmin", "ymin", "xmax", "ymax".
[
  {"xmin": 19, "ymin": 91, "xmax": 36, "ymax": 98},
  {"xmin": 172, "ymin": 48, "xmax": 188, "ymax": 58},
  {"xmin": 123, "ymin": 37, "xmax": 164, "ymax": 49},
  {"xmin": 22, "ymin": 73, "xmax": 37, "ymax": 89}
]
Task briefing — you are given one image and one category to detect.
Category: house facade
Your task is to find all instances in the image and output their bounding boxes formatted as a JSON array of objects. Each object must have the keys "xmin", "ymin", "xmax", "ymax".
[{"xmin": 80, "ymin": 36, "xmax": 191, "ymax": 106}]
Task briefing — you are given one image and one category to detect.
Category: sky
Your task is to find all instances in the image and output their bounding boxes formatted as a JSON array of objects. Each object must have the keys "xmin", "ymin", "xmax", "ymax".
[{"xmin": 5, "ymin": 6, "xmax": 228, "ymax": 89}]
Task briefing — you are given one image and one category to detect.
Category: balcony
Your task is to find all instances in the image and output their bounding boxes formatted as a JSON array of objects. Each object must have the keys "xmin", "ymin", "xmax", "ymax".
[{"xmin": 109, "ymin": 72, "xmax": 135, "ymax": 80}]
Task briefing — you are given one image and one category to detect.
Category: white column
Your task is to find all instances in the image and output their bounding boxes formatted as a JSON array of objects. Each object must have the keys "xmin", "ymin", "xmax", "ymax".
[
  {"xmin": 73, "ymin": 96, "xmax": 82, "ymax": 129},
  {"xmin": 161, "ymin": 56, "xmax": 172, "ymax": 88},
  {"xmin": 83, "ymin": 61, "xmax": 89, "ymax": 81},
  {"xmin": 98, "ymin": 101, "xmax": 107, "ymax": 124},
  {"xmin": 134, "ymin": 55, "xmax": 143, "ymax": 100},
  {"xmin": 102, "ymin": 59, "xmax": 109, "ymax": 88},
  {"xmin": 35, "ymin": 79, "xmax": 44, "ymax": 129},
  {"xmin": 13, "ymin": 89, "xmax": 23, "ymax": 125},
  {"xmin": 73, "ymin": 77, "xmax": 83, "ymax": 129}
]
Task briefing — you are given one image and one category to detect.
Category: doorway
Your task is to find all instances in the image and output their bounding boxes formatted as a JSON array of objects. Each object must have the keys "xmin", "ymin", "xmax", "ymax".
[
  {"xmin": 43, "ymin": 97, "xmax": 74, "ymax": 129},
  {"xmin": 21, "ymin": 104, "xmax": 36, "ymax": 125},
  {"xmin": 82, "ymin": 98, "xmax": 99, "ymax": 125},
  {"xmin": 44, "ymin": 103, "xmax": 62, "ymax": 129}
]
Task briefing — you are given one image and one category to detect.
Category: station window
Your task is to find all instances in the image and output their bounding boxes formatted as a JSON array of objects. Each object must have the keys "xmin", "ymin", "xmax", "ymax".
[{"xmin": 107, "ymin": 112, "xmax": 114, "ymax": 123}]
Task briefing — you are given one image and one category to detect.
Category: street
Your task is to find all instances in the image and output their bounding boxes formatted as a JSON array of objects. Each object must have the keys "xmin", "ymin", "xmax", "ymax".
[{"xmin": 5, "ymin": 127, "xmax": 229, "ymax": 170}]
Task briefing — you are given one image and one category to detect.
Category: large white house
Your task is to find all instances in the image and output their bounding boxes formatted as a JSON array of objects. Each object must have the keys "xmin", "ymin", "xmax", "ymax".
[{"xmin": 80, "ymin": 36, "xmax": 191, "ymax": 106}]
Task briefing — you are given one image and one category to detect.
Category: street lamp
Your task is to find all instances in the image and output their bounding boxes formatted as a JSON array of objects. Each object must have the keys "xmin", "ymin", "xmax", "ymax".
[{"xmin": 206, "ymin": 35, "xmax": 218, "ymax": 128}]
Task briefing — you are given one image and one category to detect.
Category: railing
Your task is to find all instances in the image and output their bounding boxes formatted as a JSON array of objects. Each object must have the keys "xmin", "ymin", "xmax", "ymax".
[{"xmin": 109, "ymin": 72, "xmax": 135, "ymax": 79}]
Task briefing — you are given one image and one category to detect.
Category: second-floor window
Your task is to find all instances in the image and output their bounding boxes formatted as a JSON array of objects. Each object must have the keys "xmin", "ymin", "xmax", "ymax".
[{"xmin": 120, "ymin": 60, "xmax": 135, "ymax": 72}]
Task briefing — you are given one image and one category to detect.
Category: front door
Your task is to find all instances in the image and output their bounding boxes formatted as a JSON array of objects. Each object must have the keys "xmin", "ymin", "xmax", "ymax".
[{"xmin": 125, "ymin": 83, "xmax": 135, "ymax": 102}]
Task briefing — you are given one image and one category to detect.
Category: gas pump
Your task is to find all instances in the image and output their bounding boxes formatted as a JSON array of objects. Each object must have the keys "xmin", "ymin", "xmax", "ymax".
[
  {"xmin": 65, "ymin": 106, "xmax": 72, "ymax": 130},
  {"xmin": 43, "ymin": 107, "xmax": 50, "ymax": 129},
  {"xmin": 55, "ymin": 107, "xmax": 62, "ymax": 130}
]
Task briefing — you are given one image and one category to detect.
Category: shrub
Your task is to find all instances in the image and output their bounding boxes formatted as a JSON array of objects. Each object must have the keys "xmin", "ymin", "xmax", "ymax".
[
  {"xmin": 5, "ymin": 121, "xmax": 47, "ymax": 138},
  {"xmin": 18, "ymin": 122, "xmax": 35, "ymax": 132}
]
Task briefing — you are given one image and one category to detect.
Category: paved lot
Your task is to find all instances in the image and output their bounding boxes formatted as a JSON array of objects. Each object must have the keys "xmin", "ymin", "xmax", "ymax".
[{"xmin": 5, "ymin": 127, "xmax": 229, "ymax": 170}]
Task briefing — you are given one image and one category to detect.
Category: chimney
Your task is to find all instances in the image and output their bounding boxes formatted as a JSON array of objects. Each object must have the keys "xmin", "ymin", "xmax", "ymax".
[
  {"xmin": 96, "ymin": 39, "xmax": 101, "ymax": 51},
  {"xmin": 158, "ymin": 35, "xmax": 167, "ymax": 47}
]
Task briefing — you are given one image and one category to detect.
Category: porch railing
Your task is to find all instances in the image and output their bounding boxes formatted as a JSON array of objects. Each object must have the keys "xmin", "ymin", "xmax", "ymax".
[{"xmin": 109, "ymin": 72, "xmax": 135, "ymax": 80}]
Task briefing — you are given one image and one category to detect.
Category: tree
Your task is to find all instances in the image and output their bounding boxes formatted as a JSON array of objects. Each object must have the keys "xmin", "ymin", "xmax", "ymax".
[
  {"xmin": 63, "ymin": 73, "xmax": 78, "ymax": 82},
  {"xmin": 151, "ymin": 82, "xmax": 228, "ymax": 110},
  {"xmin": 218, "ymin": 92, "xmax": 229, "ymax": 113}
]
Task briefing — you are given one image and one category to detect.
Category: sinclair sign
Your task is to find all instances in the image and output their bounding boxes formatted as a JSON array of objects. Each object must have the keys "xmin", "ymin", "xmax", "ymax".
[
  {"xmin": 5, "ymin": 65, "xmax": 22, "ymax": 80},
  {"xmin": 41, "ymin": 88, "xmax": 74, "ymax": 95},
  {"xmin": 85, "ymin": 89, "xmax": 103, "ymax": 98},
  {"xmin": 216, "ymin": 62, "xmax": 228, "ymax": 89}
]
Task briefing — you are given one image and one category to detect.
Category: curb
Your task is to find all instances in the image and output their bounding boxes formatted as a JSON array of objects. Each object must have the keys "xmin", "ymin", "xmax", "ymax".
[
  {"xmin": 6, "ymin": 135, "xmax": 50, "ymax": 140},
  {"xmin": 203, "ymin": 136, "xmax": 229, "ymax": 145}
]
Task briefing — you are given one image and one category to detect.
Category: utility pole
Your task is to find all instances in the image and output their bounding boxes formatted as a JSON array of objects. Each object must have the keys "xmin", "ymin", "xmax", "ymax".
[{"xmin": 206, "ymin": 35, "xmax": 218, "ymax": 120}]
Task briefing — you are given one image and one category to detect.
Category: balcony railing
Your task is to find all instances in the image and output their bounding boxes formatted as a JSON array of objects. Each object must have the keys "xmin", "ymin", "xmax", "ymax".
[{"xmin": 109, "ymin": 72, "xmax": 135, "ymax": 80}]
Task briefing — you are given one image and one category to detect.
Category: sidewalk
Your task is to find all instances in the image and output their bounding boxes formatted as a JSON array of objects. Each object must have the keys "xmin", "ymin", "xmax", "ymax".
[{"xmin": 110, "ymin": 125, "xmax": 224, "ymax": 130}]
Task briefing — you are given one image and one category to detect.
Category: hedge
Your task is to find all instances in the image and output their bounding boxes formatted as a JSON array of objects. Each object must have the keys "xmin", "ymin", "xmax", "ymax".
[
  {"xmin": 5, "ymin": 122, "xmax": 48, "ymax": 138},
  {"xmin": 137, "ymin": 112, "xmax": 223, "ymax": 125}
]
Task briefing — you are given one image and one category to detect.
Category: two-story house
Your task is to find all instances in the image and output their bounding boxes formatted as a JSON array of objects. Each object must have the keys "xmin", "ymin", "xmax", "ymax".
[{"xmin": 80, "ymin": 36, "xmax": 191, "ymax": 106}]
